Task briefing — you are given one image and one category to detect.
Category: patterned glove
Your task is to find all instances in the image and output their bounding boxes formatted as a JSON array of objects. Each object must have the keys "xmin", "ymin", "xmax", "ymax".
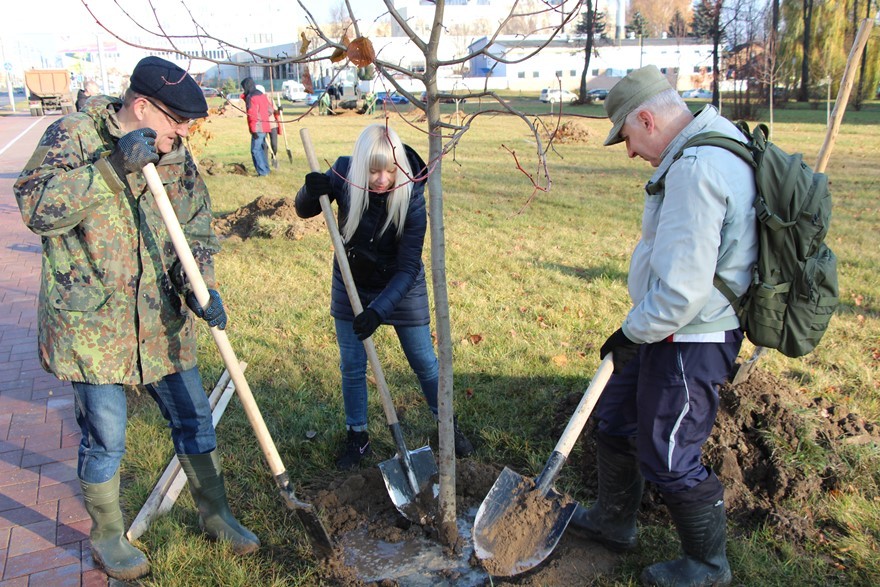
[
  {"xmin": 353, "ymin": 308, "xmax": 381, "ymax": 341},
  {"xmin": 186, "ymin": 289, "xmax": 227, "ymax": 330},
  {"xmin": 305, "ymin": 171, "xmax": 332, "ymax": 199},
  {"xmin": 600, "ymin": 328, "xmax": 639, "ymax": 374},
  {"xmin": 109, "ymin": 128, "xmax": 159, "ymax": 180}
]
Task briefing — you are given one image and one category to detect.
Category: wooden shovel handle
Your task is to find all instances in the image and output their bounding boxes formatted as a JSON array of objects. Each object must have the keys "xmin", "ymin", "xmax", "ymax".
[
  {"xmin": 554, "ymin": 355, "xmax": 613, "ymax": 458},
  {"xmin": 299, "ymin": 128, "xmax": 400, "ymax": 427},
  {"xmin": 142, "ymin": 163, "xmax": 287, "ymax": 476}
]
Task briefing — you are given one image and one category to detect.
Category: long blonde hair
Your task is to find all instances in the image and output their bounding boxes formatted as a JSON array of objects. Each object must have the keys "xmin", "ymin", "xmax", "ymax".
[{"xmin": 342, "ymin": 124, "xmax": 413, "ymax": 242}]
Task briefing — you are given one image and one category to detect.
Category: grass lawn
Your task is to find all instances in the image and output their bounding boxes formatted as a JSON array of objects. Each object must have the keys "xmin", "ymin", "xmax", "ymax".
[{"xmin": 123, "ymin": 96, "xmax": 880, "ymax": 585}]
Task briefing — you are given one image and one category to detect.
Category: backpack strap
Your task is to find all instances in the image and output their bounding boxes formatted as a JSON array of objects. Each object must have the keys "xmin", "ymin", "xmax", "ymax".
[
  {"xmin": 650, "ymin": 130, "xmax": 758, "ymax": 312},
  {"xmin": 645, "ymin": 131, "xmax": 755, "ymax": 196}
]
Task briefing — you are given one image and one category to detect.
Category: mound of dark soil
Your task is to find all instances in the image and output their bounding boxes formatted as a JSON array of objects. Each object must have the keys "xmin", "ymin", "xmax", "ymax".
[{"xmin": 212, "ymin": 196, "xmax": 326, "ymax": 241}]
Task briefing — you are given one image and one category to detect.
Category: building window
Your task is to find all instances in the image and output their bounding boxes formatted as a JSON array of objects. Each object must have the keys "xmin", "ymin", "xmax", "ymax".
[
  {"xmin": 592, "ymin": 69, "xmax": 599, "ymax": 76},
  {"xmin": 555, "ymin": 70, "xmax": 563, "ymax": 78},
  {"xmin": 517, "ymin": 72, "xmax": 525, "ymax": 78},
  {"xmin": 570, "ymin": 70, "xmax": 576, "ymax": 76},
  {"xmin": 533, "ymin": 71, "xmax": 539, "ymax": 78}
]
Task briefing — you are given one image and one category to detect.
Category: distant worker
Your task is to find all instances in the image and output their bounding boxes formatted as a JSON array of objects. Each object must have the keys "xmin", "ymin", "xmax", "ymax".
[
  {"xmin": 364, "ymin": 92, "xmax": 377, "ymax": 116},
  {"xmin": 241, "ymin": 78, "xmax": 272, "ymax": 176},
  {"xmin": 319, "ymin": 90, "xmax": 332, "ymax": 116},
  {"xmin": 76, "ymin": 80, "xmax": 101, "ymax": 112}
]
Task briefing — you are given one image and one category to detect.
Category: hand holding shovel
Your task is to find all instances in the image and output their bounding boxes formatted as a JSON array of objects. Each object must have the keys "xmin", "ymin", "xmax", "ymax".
[
  {"xmin": 299, "ymin": 128, "xmax": 438, "ymax": 525},
  {"xmin": 473, "ymin": 355, "xmax": 614, "ymax": 576},
  {"xmin": 142, "ymin": 163, "xmax": 334, "ymax": 558}
]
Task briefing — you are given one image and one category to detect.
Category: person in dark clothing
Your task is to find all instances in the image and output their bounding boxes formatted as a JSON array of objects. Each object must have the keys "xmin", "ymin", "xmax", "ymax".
[
  {"xmin": 75, "ymin": 80, "xmax": 101, "ymax": 112},
  {"xmin": 295, "ymin": 123, "xmax": 474, "ymax": 470},
  {"xmin": 240, "ymin": 77, "xmax": 272, "ymax": 176}
]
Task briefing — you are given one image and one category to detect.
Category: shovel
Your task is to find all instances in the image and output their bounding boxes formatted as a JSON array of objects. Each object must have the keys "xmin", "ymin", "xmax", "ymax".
[
  {"xmin": 265, "ymin": 134, "xmax": 279, "ymax": 170},
  {"xmin": 142, "ymin": 163, "xmax": 334, "ymax": 559},
  {"xmin": 473, "ymin": 355, "xmax": 614, "ymax": 576},
  {"xmin": 299, "ymin": 128, "xmax": 438, "ymax": 525}
]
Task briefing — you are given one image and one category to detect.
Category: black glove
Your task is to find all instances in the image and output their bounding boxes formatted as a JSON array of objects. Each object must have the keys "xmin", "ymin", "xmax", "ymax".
[
  {"xmin": 109, "ymin": 128, "xmax": 159, "ymax": 180},
  {"xmin": 600, "ymin": 328, "xmax": 640, "ymax": 374},
  {"xmin": 186, "ymin": 289, "xmax": 227, "ymax": 330},
  {"xmin": 305, "ymin": 171, "xmax": 332, "ymax": 199},
  {"xmin": 353, "ymin": 308, "xmax": 381, "ymax": 341}
]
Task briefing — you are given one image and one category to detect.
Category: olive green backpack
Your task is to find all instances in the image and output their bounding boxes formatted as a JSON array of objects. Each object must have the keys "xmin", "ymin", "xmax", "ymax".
[{"xmin": 673, "ymin": 121, "xmax": 839, "ymax": 358}]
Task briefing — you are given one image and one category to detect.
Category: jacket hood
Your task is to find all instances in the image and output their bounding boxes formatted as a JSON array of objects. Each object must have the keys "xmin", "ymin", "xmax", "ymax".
[
  {"xmin": 403, "ymin": 144, "xmax": 427, "ymax": 186},
  {"xmin": 241, "ymin": 77, "xmax": 260, "ymax": 96}
]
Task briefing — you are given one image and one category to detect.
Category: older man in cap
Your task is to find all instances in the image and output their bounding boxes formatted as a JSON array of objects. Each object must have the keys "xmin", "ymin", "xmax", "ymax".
[
  {"xmin": 14, "ymin": 56, "xmax": 259, "ymax": 580},
  {"xmin": 567, "ymin": 66, "xmax": 757, "ymax": 587}
]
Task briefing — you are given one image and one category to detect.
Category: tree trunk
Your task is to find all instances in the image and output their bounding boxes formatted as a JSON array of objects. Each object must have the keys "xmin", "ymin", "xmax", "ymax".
[
  {"xmin": 578, "ymin": 1, "xmax": 595, "ymax": 103},
  {"xmin": 798, "ymin": 0, "xmax": 814, "ymax": 102},
  {"xmin": 424, "ymin": 2, "xmax": 458, "ymax": 547}
]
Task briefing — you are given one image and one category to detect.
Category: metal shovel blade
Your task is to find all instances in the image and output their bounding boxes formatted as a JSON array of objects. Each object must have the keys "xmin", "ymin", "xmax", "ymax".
[
  {"xmin": 377, "ymin": 445, "xmax": 439, "ymax": 524},
  {"xmin": 277, "ymin": 475, "xmax": 335, "ymax": 559},
  {"xmin": 473, "ymin": 466, "xmax": 576, "ymax": 577}
]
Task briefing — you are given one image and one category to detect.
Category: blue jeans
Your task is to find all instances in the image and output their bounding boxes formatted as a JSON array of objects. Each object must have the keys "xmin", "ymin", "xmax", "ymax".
[
  {"xmin": 334, "ymin": 318, "xmax": 439, "ymax": 429},
  {"xmin": 72, "ymin": 367, "xmax": 217, "ymax": 483},
  {"xmin": 250, "ymin": 132, "xmax": 270, "ymax": 176}
]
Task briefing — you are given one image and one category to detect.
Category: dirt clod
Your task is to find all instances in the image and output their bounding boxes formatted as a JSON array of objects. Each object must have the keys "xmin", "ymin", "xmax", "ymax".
[{"xmin": 212, "ymin": 196, "xmax": 326, "ymax": 241}]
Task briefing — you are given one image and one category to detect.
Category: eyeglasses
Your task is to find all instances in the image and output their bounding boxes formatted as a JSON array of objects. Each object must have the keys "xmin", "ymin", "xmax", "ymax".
[{"xmin": 144, "ymin": 97, "xmax": 192, "ymax": 128}]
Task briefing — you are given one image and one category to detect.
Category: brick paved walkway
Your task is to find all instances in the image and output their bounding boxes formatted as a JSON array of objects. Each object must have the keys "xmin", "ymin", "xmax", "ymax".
[{"xmin": 1, "ymin": 113, "xmax": 109, "ymax": 586}]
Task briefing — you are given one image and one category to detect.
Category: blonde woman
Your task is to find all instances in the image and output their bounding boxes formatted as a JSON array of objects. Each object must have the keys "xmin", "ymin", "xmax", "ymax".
[{"xmin": 295, "ymin": 124, "xmax": 473, "ymax": 470}]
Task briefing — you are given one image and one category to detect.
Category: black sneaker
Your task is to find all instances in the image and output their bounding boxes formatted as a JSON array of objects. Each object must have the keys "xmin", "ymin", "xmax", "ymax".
[
  {"xmin": 453, "ymin": 422, "xmax": 474, "ymax": 458},
  {"xmin": 336, "ymin": 430, "xmax": 371, "ymax": 471}
]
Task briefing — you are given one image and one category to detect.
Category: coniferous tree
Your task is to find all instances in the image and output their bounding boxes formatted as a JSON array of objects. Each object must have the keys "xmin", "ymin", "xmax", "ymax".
[
  {"xmin": 668, "ymin": 9, "xmax": 689, "ymax": 38},
  {"xmin": 690, "ymin": 0, "xmax": 723, "ymax": 107}
]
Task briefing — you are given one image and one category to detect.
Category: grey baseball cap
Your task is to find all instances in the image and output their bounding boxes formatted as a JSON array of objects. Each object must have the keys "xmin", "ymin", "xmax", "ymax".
[{"xmin": 603, "ymin": 65, "xmax": 674, "ymax": 146}]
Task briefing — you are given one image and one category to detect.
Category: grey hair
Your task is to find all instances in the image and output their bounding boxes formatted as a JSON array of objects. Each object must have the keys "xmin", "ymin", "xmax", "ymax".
[
  {"xmin": 625, "ymin": 88, "xmax": 689, "ymax": 126},
  {"xmin": 343, "ymin": 124, "xmax": 412, "ymax": 242}
]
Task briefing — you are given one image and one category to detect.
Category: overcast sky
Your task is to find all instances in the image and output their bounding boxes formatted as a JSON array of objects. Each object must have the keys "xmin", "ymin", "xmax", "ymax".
[{"xmin": 2, "ymin": 0, "xmax": 388, "ymax": 67}]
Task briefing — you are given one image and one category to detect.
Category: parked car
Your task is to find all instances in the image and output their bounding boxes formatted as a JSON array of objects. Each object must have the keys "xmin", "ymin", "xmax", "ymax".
[
  {"xmin": 282, "ymin": 80, "xmax": 308, "ymax": 102},
  {"xmin": 586, "ymin": 88, "xmax": 609, "ymax": 101},
  {"xmin": 540, "ymin": 88, "xmax": 578, "ymax": 103},
  {"xmin": 376, "ymin": 91, "xmax": 409, "ymax": 105},
  {"xmin": 681, "ymin": 88, "xmax": 712, "ymax": 99},
  {"xmin": 226, "ymin": 92, "xmax": 242, "ymax": 102},
  {"xmin": 201, "ymin": 87, "xmax": 220, "ymax": 98}
]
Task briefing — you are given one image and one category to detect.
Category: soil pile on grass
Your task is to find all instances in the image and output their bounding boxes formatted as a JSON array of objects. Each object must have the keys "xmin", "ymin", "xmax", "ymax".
[
  {"xmin": 199, "ymin": 158, "xmax": 249, "ymax": 176},
  {"xmin": 546, "ymin": 121, "xmax": 591, "ymax": 144},
  {"xmin": 212, "ymin": 196, "xmax": 326, "ymax": 241},
  {"xmin": 564, "ymin": 366, "xmax": 880, "ymax": 546}
]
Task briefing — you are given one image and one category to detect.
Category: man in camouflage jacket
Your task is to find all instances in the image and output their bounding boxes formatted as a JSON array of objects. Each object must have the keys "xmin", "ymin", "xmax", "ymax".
[{"xmin": 14, "ymin": 57, "xmax": 259, "ymax": 580}]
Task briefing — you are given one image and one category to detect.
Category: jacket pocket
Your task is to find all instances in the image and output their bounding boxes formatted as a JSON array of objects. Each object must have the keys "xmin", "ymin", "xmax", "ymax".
[{"xmin": 50, "ymin": 283, "xmax": 115, "ymax": 312}]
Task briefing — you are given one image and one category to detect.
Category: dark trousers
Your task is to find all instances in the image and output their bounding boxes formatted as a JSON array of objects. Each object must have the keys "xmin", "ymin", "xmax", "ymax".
[{"xmin": 594, "ymin": 332, "xmax": 742, "ymax": 493}]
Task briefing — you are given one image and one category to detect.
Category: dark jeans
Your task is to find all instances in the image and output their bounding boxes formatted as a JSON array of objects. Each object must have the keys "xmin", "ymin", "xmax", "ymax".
[{"xmin": 594, "ymin": 333, "xmax": 742, "ymax": 493}]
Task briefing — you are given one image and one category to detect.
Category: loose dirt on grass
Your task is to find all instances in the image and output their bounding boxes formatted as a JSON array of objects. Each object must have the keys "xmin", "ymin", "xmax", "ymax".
[
  {"xmin": 292, "ymin": 365, "xmax": 877, "ymax": 585},
  {"xmin": 544, "ymin": 120, "xmax": 591, "ymax": 144},
  {"xmin": 212, "ymin": 195, "xmax": 326, "ymax": 242}
]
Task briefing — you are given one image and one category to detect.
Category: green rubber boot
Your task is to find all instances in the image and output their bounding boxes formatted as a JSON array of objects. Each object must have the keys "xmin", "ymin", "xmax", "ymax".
[
  {"xmin": 80, "ymin": 472, "xmax": 150, "ymax": 581},
  {"xmin": 568, "ymin": 433, "xmax": 644, "ymax": 551},
  {"xmin": 178, "ymin": 450, "xmax": 260, "ymax": 555}
]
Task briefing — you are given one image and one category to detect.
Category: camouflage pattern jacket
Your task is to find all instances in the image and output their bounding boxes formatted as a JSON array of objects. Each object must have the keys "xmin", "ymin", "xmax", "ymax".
[{"xmin": 14, "ymin": 96, "xmax": 220, "ymax": 385}]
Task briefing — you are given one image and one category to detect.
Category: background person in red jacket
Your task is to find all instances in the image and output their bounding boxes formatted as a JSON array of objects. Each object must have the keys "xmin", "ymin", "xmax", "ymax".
[{"xmin": 240, "ymin": 77, "xmax": 272, "ymax": 176}]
